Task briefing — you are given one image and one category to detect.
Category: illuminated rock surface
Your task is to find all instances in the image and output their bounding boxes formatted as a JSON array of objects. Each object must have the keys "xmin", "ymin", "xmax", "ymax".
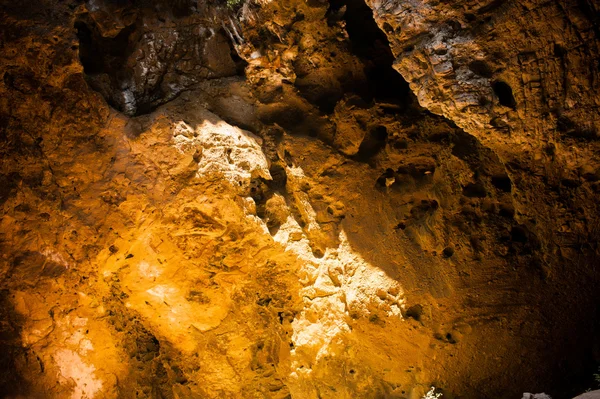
[{"xmin": 0, "ymin": 0, "xmax": 599, "ymax": 398}]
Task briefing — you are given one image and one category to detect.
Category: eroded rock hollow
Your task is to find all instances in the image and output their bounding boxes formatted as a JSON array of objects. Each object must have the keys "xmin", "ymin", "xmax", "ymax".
[{"xmin": 1, "ymin": 0, "xmax": 599, "ymax": 398}]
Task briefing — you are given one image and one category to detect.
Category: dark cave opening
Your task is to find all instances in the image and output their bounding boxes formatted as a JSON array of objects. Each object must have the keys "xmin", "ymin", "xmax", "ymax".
[
  {"xmin": 328, "ymin": 0, "xmax": 412, "ymax": 105},
  {"xmin": 75, "ymin": 20, "xmax": 135, "ymax": 76}
]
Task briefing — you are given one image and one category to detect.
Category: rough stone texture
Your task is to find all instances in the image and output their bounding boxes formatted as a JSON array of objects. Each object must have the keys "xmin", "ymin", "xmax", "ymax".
[
  {"xmin": 75, "ymin": 0, "xmax": 243, "ymax": 115},
  {"xmin": 573, "ymin": 390, "xmax": 600, "ymax": 399},
  {"xmin": 1, "ymin": 0, "xmax": 600, "ymax": 398},
  {"xmin": 367, "ymin": 0, "xmax": 600, "ymax": 162}
]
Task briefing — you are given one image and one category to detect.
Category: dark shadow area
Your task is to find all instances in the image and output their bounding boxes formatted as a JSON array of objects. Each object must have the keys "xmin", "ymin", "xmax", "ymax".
[
  {"xmin": 75, "ymin": 21, "xmax": 135, "ymax": 76},
  {"xmin": 576, "ymin": 0, "xmax": 600, "ymax": 40},
  {"xmin": 468, "ymin": 60, "xmax": 494, "ymax": 79},
  {"xmin": 355, "ymin": 125, "xmax": 388, "ymax": 161},
  {"xmin": 557, "ymin": 115, "xmax": 599, "ymax": 142},
  {"xmin": 0, "ymin": 290, "xmax": 28, "ymax": 398}
]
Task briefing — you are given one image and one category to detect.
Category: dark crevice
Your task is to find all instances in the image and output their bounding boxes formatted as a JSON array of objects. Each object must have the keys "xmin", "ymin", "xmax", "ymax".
[
  {"xmin": 328, "ymin": 0, "xmax": 412, "ymax": 105},
  {"xmin": 226, "ymin": 31, "xmax": 249, "ymax": 76}
]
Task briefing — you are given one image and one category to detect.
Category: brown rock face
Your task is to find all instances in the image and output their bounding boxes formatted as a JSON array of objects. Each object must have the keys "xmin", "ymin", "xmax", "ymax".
[
  {"xmin": 367, "ymin": 0, "xmax": 600, "ymax": 157},
  {"xmin": 0, "ymin": 0, "xmax": 599, "ymax": 398}
]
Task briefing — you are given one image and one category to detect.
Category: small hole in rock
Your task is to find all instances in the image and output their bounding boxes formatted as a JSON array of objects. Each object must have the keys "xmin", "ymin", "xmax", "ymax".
[
  {"xmin": 510, "ymin": 226, "xmax": 529, "ymax": 243},
  {"xmin": 405, "ymin": 304, "xmax": 423, "ymax": 321},
  {"xmin": 442, "ymin": 247, "xmax": 454, "ymax": 258},
  {"xmin": 492, "ymin": 81, "xmax": 516, "ymax": 109},
  {"xmin": 395, "ymin": 221, "xmax": 406, "ymax": 230},
  {"xmin": 554, "ymin": 43, "xmax": 566, "ymax": 57},
  {"xmin": 446, "ymin": 333, "xmax": 457, "ymax": 344},
  {"xmin": 491, "ymin": 175, "xmax": 512, "ymax": 192},
  {"xmin": 468, "ymin": 60, "xmax": 493, "ymax": 78}
]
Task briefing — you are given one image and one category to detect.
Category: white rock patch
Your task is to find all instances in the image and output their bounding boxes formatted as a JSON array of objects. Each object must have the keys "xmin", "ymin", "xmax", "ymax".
[
  {"xmin": 54, "ymin": 349, "xmax": 103, "ymax": 399},
  {"xmin": 172, "ymin": 115, "xmax": 271, "ymax": 188}
]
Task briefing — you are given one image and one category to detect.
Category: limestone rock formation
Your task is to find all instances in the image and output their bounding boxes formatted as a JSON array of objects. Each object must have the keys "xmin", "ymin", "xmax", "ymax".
[{"xmin": 0, "ymin": 0, "xmax": 599, "ymax": 398}]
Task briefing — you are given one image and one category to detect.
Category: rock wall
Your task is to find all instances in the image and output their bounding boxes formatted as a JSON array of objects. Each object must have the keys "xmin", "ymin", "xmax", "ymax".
[
  {"xmin": 74, "ymin": 0, "xmax": 243, "ymax": 115},
  {"xmin": 0, "ymin": 0, "xmax": 599, "ymax": 398},
  {"xmin": 367, "ymin": 0, "xmax": 600, "ymax": 162}
]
